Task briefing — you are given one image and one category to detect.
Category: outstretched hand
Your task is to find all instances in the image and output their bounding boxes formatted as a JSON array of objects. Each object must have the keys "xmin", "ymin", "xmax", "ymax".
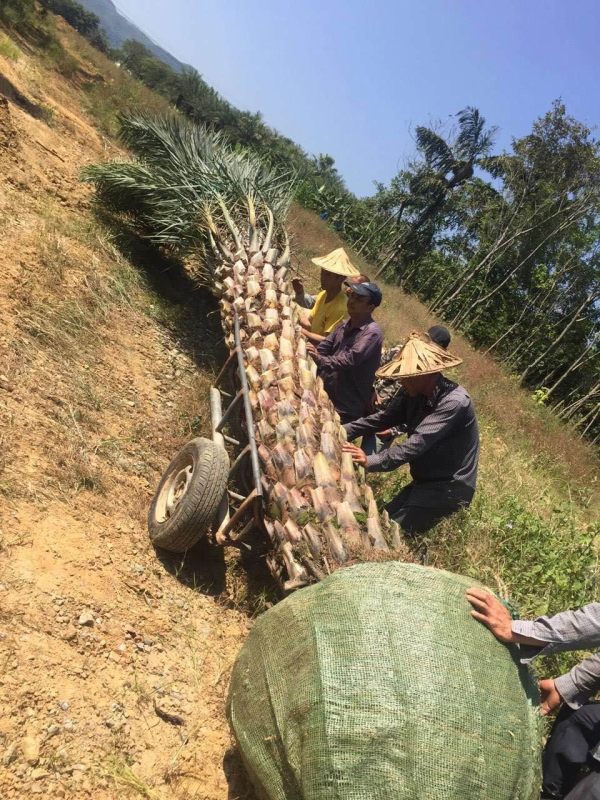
[
  {"xmin": 539, "ymin": 678, "xmax": 563, "ymax": 716},
  {"xmin": 291, "ymin": 278, "xmax": 304, "ymax": 295},
  {"xmin": 466, "ymin": 588, "xmax": 515, "ymax": 642},
  {"xmin": 342, "ymin": 442, "xmax": 368, "ymax": 468}
]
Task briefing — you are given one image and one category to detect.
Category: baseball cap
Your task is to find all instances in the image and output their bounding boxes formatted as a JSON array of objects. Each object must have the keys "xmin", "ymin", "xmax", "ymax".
[
  {"xmin": 348, "ymin": 281, "xmax": 383, "ymax": 307},
  {"xmin": 427, "ymin": 325, "xmax": 451, "ymax": 350}
]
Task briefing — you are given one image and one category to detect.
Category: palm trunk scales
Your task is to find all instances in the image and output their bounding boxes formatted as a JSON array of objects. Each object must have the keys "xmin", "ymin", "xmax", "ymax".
[{"xmin": 214, "ymin": 210, "xmax": 406, "ymax": 591}]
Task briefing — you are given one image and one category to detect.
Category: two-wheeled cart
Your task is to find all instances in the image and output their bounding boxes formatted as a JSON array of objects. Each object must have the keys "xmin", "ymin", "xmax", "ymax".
[{"xmin": 148, "ymin": 313, "xmax": 266, "ymax": 556}]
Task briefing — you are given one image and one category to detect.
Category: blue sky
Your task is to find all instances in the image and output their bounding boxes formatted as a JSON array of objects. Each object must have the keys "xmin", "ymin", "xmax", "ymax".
[{"xmin": 113, "ymin": 0, "xmax": 599, "ymax": 196}]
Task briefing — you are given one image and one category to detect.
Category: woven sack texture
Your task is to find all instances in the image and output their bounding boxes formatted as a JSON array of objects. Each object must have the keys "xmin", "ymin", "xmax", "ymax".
[{"xmin": 228, "ymin": 562, "xmax": 541, "ymax": 800}]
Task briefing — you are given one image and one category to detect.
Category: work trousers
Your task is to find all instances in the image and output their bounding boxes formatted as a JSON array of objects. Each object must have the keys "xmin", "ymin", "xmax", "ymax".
[
  {"xmin": 543, "ymin": 703, "xmax": 600, "ymax": 798},
  {"xmin": 564, "ymin": 772, "xmax": 600, "ymax": 799},
  {"xmin": 384, "ymin": 483, "xmax": 467, "ymax": 535}
]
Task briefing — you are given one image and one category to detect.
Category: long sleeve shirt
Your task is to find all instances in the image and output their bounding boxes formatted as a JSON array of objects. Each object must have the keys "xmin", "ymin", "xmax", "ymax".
[
  {"xmin": 314, "ymin": 318, "xmax": 383, "ymax": 423},
  {"xmin": 514, "ymin": 604, "xmax": 600, "ymax": 710},
  {"xmin": 344, "ymin": 376, "xmax": 479, "ymax": 504}
]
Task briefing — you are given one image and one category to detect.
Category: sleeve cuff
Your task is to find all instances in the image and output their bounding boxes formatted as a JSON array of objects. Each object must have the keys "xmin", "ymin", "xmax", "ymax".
[
  {"xmin": 554, "ymin": 673, "xmax": 585, "ymax": 709},
  {"xmin": 512, "ymin": 620, "xmax": 548, "ymax": 662},
  {"xmin": 366, "ymin": 453, "xmax": 383, "ymax": 472}
]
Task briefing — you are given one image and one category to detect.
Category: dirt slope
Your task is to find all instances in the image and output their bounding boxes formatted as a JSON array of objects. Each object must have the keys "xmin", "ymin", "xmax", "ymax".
[
  {"xmin": 0, "ymin": 17, "xmax": 597, "ymax": 800},
  {"xmin": 0, "ymin": 34, "xmax": 253, "ymax": 800}
]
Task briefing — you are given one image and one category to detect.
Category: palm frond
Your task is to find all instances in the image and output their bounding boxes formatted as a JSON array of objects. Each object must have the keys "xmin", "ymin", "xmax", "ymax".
[
  {"xmin": 415, "ymin": 127, "xmax": 456, "ymax": 174},
  {"xmin": 455, "ymin": 107, "xmax": 497, "ymax": 162},
  {"xmin": 83, "ymin": 113, "xmax": 295, "ymax": 265}
]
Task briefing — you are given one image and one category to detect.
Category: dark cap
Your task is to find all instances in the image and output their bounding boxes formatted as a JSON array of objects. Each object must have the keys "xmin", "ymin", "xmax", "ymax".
[
  {"xmin": 348, "ymin": 281, "xmax": 383, "ymax": 307},
  {"xmin": 427, "ymin": 325, "xmax": 451, "ymax": 350}
]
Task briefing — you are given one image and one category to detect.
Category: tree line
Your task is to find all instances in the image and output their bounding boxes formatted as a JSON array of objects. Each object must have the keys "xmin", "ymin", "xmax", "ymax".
[
  {"xmin": 1, "ymin": 0, "xmax": 598, "ymax": 444},
  {"xmin": 359, "ymin": 104, "xmax": 599, "ymax": 444}
]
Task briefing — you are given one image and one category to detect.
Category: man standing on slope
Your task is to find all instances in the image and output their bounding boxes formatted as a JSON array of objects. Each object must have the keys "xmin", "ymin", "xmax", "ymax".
[
  {"xmin": 467, "ymin": 589, "xmax": 600, "ymax": 800},
  {"xmin": 306, "ymin": 281, "xmax": 384, "ymax": 424},
  {"xmin": 296, "ymin": 248, "xmax": 362, "ymax": 343},
  {"xmin": 342, "ymin": 332, "xmax": 479, "ymax": 535}
]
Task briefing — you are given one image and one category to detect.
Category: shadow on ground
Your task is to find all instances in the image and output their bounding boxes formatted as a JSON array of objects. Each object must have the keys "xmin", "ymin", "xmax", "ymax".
[
  {"xmin": 0, "ymin": 74, "xmax": 51, "ymax": 121},
  {"xmin": 94, "ymin": 210, "xmax": 227, "ymax": 374},
  {"xmin": 223, "ymin": 746, "xmax": 258, "ymax": 800},
  {"xmin": 97, "ymin": 215, "xmax": 282, "ymax": 610},
  {"xmin": 154, "ymin": 531, "xmax": 280, "ymax": 615},
  {"xmin": 154, "ymin": 537, "xmax": 227, "ymax": 596}
]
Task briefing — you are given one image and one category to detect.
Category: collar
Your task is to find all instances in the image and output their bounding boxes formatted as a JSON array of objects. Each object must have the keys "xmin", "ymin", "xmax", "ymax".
[
  {"xmin": 425, "ymin": 375, "xmax": 456, "ymax": 408},
  {"xmin": 345, "ymin": 315, "xmax": 374, "ymax": 333}
]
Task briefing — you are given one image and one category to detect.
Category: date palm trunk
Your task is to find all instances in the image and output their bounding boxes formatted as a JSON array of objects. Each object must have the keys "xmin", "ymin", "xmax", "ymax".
[
  {"xmin": 84, "ymin": 114, "xmax": 410, "ymax": 593},
  {"xmin": 214, "ymin": 207, "xmax": 408, "ymax": 590}
]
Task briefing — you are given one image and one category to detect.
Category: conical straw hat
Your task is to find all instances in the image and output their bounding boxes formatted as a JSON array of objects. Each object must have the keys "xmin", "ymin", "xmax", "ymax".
[
  {"xmin": 311, "ymin": 248, "xmax": 360, "ymax": 277},
  {"xmin": 376, "ymin": 331, "xmax": 462, "ymax": 379}
]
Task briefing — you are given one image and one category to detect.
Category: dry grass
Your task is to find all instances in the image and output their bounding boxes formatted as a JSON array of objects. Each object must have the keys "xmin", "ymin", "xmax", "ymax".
[{"xmin": 51, "ymin": 20, "xmax": 173, "ymax": 136}]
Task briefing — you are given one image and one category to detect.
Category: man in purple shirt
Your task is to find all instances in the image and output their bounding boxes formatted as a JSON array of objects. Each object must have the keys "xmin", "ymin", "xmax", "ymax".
[{"xmin": 306, "ymin": 282, "xmax": 383, "ymax": 424}]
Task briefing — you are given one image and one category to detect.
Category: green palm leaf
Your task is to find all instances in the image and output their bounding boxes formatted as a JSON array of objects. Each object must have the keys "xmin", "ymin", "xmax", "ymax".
[
  {"xmin": 82, "ymin": 113, "xmax": 295, "ymax": 267},
  {"xmin": 415, "ymin": 127, "xmax": 456, "ymax": 174}
]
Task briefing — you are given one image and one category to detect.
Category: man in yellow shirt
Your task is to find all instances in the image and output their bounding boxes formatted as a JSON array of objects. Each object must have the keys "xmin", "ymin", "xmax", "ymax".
[{"xmin": 297, "ymin": 248, "xmax": 363, "ymax": 344}]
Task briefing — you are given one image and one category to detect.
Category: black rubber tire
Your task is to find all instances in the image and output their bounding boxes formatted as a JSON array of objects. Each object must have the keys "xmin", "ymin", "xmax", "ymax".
[{"xmin": 148, "ymin": 437, "xmax": 229, "ymax": 553}]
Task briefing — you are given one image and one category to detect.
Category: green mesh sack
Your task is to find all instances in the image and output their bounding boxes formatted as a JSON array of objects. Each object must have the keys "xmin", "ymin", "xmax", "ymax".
[{"xmin": 228, "ymin": 562, "xmax": 541, "ymax": 800}]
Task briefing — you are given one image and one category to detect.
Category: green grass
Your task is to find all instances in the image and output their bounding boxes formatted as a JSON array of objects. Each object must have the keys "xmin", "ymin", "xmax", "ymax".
[{"xmin": 0, "ymin": 31, "xmax": 21, "ymax": 61}]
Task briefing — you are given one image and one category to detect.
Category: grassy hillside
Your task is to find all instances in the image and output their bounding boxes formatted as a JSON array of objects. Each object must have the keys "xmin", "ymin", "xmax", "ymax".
[{"xmin": 0, "ymin": 12, "xmax": 597, "ymax": 799}]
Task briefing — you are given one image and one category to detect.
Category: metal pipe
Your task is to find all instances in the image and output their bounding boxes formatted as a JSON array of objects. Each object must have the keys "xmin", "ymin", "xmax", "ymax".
[
  {"xmin": 229, "ymin": 444, "xmax": 251, "ymax": 478},
  {"xmin": 234, "ymin": 313, "xmax": 263, "ymax": 497},
  {"xmin": 215, "ymin": 489, "xmax": 258, "ymax": 544},
  {"xmin": 210, "ymin": 387, "xmax": 231, "ymax": 535},
  {"xmin": 216, "ymin": 390, "xmax": 243, "ymax": 433},
  {"xmin": 214, "ymin": 349, "xmax": 237, "ymax": 388}
]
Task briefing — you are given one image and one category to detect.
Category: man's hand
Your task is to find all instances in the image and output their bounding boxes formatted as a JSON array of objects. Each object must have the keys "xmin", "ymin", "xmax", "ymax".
[
  {"xmin": 466, "ymin": 588, "xmax": 515, "ymax": 643},
  {"xmin": 377, "ymin": 428, "xmax": 394, "ymax": 438},
  {"xmin": 342, "ymin": 442, "xmax": 368, "ymax": 467},
  {"xmin": 539, "ymin": 678, "xmax": 563, "ymax": 716},
  {"xmin": 306, "ymin": 341, "xmax": 319, "ymax": 359},
  {"xmin": 291, "ymin": 278, "xmax": 304, "ymax": 295}
]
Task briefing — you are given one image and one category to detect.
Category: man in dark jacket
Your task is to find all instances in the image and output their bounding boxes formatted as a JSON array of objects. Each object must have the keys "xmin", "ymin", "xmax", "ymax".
[
  {"xmin": 307, "ymin": 282, "xmax": 384, "ymax": 424},
  {"xmin": 342, "ymin": 333, "xmax": 479, "ymax": 535}
]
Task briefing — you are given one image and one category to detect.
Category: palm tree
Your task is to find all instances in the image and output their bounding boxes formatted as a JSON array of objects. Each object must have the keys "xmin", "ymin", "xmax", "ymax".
[
  {"xmin": 83, "ymin": 113, "xmax": 407, "ymax": 590},
  {"xmin": 378, "ymin": 107, "xmax": 497, "ymax": 277}
]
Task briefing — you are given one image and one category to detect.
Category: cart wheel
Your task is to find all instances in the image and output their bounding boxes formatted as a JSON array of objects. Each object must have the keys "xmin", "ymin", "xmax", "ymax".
[{"xmin": 148, "ymin": 437, "xmax": 229, "ymax": 552}]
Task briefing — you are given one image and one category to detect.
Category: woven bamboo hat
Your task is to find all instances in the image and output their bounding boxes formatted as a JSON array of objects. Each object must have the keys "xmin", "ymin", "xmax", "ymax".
[
  {"xmin": 376, "ymin": 331, "xmax": 462, "ymax": 379},
  {"xmin": 311, "ymin": 248, "xmax": 360, "ymax": 277}
]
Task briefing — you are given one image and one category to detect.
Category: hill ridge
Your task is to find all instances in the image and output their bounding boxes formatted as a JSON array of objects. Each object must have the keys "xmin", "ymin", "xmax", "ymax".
[{"xmin": 78, "ymin": 0, "xmax": 188, "ymax": 71}]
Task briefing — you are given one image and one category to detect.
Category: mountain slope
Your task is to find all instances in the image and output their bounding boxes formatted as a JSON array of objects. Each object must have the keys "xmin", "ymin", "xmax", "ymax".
[
  {"xmin": 78, "ymin": 0, "xmax": 187, "ymax": 71},
  {"xmin": 0, "ymin": 14, "xmax": 597, "ymax": 800}
]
